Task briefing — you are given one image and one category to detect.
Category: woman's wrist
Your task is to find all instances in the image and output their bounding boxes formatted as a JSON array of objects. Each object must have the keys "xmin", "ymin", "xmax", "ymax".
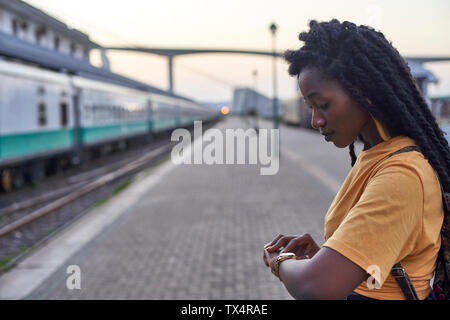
[{"xmin": 272, "ymin": 252, "xmax": 298, "ymax": 278}]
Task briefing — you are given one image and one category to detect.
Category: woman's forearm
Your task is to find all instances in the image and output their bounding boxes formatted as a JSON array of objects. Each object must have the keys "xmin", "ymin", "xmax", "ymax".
[{"xmin": 278, "ymin": 258, "xmax": 317, "ymax": 300}]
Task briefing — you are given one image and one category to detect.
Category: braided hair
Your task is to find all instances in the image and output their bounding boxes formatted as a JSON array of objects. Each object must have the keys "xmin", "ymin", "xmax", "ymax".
[{"xmin": 284, "ymin": 19, "xmax": 450, "ymax": 192}]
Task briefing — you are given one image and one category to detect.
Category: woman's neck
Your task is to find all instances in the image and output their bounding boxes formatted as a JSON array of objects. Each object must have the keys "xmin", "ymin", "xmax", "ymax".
[{"xmin": 361, "ymin": 118, "xmax": 384, "ymax": 151}]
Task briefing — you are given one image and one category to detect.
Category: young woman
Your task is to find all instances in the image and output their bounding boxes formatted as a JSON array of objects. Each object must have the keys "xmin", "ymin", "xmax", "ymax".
[{"xmin": 262, "ymin": 19, "xmax": 449, "ymax": 300}]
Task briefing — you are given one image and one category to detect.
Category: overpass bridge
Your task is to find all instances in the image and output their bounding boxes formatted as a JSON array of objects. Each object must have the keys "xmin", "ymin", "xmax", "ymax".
[
  {"xmin": 103, "ymin": 46, "xmax": 450, "ymax": 95},
  {"xmin": 104, "ymin": 47, "xmax": 283, "ymax": 94}
]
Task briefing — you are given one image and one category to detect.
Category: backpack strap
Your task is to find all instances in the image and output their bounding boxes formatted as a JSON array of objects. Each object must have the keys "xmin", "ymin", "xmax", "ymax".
[
  {"xmin": 386, "ymin": 146, "xmax": 421, "ymax": 158},
  {"xmin": 387, "ymin": 146, "xmax": 422, "ymax": 300},
  {"xmin": 390, "ymin": 263, "xmax": 419, "ymax": 300}
]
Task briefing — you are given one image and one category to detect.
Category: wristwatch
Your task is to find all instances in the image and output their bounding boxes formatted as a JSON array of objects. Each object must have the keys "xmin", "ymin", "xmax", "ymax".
[{"xmin": 273, "ymin": 252, "xmax": 298, "ymax": 279}]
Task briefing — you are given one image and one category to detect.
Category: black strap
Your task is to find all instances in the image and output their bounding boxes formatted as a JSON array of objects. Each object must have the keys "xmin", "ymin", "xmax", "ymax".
[
  {"xmin": 390, "ymin": 263, "xmax": 419, "ymax": 300},
  {"xmin": 386, "ymin": 146, "xmax": 421, "ymax": 158},
  {"xmin": 387, "ymin": 146, "xmax": 422, "ymax": 300}
]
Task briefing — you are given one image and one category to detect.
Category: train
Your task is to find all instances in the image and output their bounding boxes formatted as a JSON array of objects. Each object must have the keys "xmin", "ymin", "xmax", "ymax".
[
  {"xmin": 0, "ymin": 58, "xmax": 219, "ymax": 192},
  {"xmin": 281, "ymin": 95, "xmax": 312, "ymax": 128}
]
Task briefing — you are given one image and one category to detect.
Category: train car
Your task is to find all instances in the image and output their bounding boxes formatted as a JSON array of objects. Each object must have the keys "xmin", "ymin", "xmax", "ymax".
[
  {"xmin": 72, "ymin": 76, "xmax": 152, "ymax": 153},
  {"xmin": 174, "ymin": 97, "xmax": 217, "ymax": 127},
  {"xmin": 149, "ymin": 94, "xmax": 181, "ymax": 132},
  {"xmin": 281, "ymin": 95, "xmax": 312, "ymax": 128},
  {"xmin": 0, "ymin": 58, "xmax": 218, "ymax": 192},
  {"xmin": 0, "ymin": 59, "xmax": 75, "ymax": 190}
]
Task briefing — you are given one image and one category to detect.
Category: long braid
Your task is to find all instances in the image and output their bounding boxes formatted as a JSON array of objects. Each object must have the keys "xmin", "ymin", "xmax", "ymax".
[
  {"xmin": 346, "ymin": 25, "xmax": 450, "ymax": 187},
  {"xmin": 338, "ymin": 44, "xmax": 449, "ymax": 185},
  {"xmin": 349, "ymin": 142, "xmax": 357, "ymax": 167},
  {"xmin": 284, "ymin": 19, "xmax": 450, "ymax": 192},
  {"xmin": 360, "ymin": 27, "xmax": 450, "ymax": 171}
]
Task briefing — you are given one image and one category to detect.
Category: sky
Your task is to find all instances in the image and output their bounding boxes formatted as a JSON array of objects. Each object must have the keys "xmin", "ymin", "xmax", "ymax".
[{"xmin": 24, "ymin": 0, "xmax": 450, "ymax": 103}]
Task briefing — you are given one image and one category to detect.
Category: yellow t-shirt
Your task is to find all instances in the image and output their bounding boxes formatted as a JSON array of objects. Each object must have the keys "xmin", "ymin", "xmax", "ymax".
[{"xmin": 323, "ymin": 136, "xmax": 444, "ymax": 300}]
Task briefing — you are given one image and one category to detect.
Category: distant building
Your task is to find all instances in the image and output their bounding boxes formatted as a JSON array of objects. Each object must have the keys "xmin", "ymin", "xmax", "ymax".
[
  {"xmin": 0, "ymin": 0, "xmax": 97, "ymax": 62},
  {"xmin": 407, "ymin": 60, "xmax": 438, "ymax": 105},
  {"xmin": 231, "ymin": 87, "xmax": 272, "ymax": 118},
  {"xmin": 431, "ymin": 96, "xmax": 450, "ymax": 122}
]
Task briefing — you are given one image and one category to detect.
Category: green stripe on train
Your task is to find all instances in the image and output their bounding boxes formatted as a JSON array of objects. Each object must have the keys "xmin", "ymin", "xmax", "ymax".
[
  {"xmin": 82, "ymin": 119, "xmax": 182, "ymax": 142},
  {"xmin": 82, "ymin": 121, "xmax": 149, "ymax": 143},
  {"xmin": 151, "ymin": 118, "xmax": 178, "ymax": 131},
  {"xmin": 0, "ymin": 117, "xmax": 203, "ymax": 160},
  {"xmin": 0, "ymin": 128, "xmax": 75, "ymax": 159}
]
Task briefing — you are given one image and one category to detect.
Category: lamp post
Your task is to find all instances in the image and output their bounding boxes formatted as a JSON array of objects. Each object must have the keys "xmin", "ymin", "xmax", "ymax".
[
  {"xmin": 269, "ymin": 22, "xmax": 279, "ymax": 130},
  {"xmin": 252, "ymin": 69, "xmax": 259, "ymax": 132}
]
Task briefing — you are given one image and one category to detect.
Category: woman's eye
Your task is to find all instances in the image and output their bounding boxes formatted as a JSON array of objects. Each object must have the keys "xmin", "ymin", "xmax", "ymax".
[{"xmin": 319, "ymin": 103, "xmax": 329, "ymax": 110}]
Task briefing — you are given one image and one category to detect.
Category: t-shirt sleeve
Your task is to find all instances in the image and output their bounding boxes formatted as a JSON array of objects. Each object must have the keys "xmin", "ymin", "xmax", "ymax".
[{"xmin": 323, "ymin": 162, "xmax": 423, "ymax": 286}]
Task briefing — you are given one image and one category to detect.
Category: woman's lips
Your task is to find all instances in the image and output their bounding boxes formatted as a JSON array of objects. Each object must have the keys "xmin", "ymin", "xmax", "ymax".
[{"xmin": 322, "ymin": 131, "xmax": 336, "ymax": 141}]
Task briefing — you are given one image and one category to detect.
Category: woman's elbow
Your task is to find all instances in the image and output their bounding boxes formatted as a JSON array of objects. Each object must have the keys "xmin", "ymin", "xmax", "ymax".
[{"xmin": 284, "ymin": 278, "xmax": 320, "ymax": 300}]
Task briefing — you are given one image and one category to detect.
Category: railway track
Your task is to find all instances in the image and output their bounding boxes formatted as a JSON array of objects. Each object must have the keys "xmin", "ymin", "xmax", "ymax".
[
  {"xmin": 0, "ymin": 138, "xmax": 170, "ymax": 220},
  {"xmin": 0, "ymin": 139, "xmax": 175, "ymax": 273}
]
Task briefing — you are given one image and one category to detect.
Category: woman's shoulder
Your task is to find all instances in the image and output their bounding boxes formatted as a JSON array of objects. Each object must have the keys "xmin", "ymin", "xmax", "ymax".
[
  {"xmin": 368, "ymin": 136, "xmax": 432, "ymax": 178},
  {"xmin": 372, "ymin": 146, "xmax": 442, "ymax": 199},
  {"xmin": 378, "ymin": 147, "xmax": 433, "ymax": 178}
]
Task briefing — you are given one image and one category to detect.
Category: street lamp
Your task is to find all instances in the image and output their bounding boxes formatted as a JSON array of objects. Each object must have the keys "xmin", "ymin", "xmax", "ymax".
[
  {"xmin": 269, "ymin": 22, "xmax": 279, "ymax": 130},
  {"xmin": 252, "ymin": 69, "xmax": 259, "ymax": 132}
]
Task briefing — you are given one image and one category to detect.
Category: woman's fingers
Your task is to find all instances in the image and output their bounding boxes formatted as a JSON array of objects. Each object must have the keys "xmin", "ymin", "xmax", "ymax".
[
  {"xmin": 263, "ymin": 234, "xmax": 318, "ymax": 269},
  {"xmin": 280, "ymin": 234, "xmax": 312, "ymax": 254},
  {"xmin": 263, "ymin": 235, "xmax": 285, "ymax": 267},
  {"xmin": 263, "ymin": 250, "xmax": 270, "ymax": 267},
  {"xmin": 265, "ymin": 235, "xmax": 295, "ymax": 253},
  {"xmin": 264, "ymin": 234, "xmax": 284, "ymax": 250}
]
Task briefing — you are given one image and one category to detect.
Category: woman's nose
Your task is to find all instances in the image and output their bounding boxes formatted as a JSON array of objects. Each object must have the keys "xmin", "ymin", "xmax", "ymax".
[{"xmin": 311, "ymin": 109, "xmax": 326, "ymax": 129}]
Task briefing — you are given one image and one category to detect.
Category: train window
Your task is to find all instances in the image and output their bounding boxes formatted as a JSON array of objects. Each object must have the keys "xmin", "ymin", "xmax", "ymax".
[
  {"xmin": 112, "ymin": 106, "xmax": 117, "ymax": 120},
  {"xmin": 54, "ymin": 36, "xmax": 60, "ymax": 50},
  {"xmin": 21, "ymin": 21, "xmax": 28, "ymax": 31},
  {"xmin": 12, "ymin": 19, "xmax": 18, "ymax": 35},
  {"xmin": 83, "ymin": 48, "xmax": 89, "ymax": 60},
  {"xmin": 35, "ymin": 26, "xmax": 46, "ymax": 44},
  {"xmin": 91, "ymin": 105, "xmax": 96, "ymax": 121},
  {"xmin": 37, "ymin": 86, "xmax": 45, "ymax": 95},
  {"xmin": 117, "ymin": 106, "xmax": 122, "ymax": 120},
  {"xmin": 60, "ymin": 102, "xmax": 69, "ymax": 127},
  {"xmin": 83, "ymin": 105, "xmax": 90, "ymax": 120},
  {"xmin": 70, "ymin": 42, "xmax": 76, "ymax": 56},
  {"xmin": 38, "ymin": 102, "xmax": 47, "ymax": 126}
]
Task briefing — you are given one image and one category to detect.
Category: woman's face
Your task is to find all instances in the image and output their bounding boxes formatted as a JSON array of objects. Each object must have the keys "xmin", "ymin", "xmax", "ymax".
[{"xmin": 298, "ymin": 67, "xmax": 373, "ymax": 148}]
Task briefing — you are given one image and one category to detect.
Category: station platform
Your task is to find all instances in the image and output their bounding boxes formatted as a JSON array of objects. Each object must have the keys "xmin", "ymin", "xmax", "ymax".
[{"xmin": 0, "ymin": 116, "xmax": 357, "ymax": 299}]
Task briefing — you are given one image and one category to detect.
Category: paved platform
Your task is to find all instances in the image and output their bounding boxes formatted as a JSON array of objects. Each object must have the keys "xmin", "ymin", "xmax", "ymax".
[{"xmin": 0, "ymin": 117, "xmax": 358, "ymax": 299}]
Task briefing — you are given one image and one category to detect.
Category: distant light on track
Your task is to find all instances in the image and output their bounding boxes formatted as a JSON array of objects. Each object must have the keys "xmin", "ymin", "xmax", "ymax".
[{"xmin": 221, "ymin": 106, "xmax": 230, "ymax": 115}]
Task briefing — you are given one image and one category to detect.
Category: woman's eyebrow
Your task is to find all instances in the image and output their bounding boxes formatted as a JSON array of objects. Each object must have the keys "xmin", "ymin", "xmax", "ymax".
[
  {"xmin": 307, "ymin": 92, "xmax": 320, "ymax": 99},
  {"xmin": 304, "ymin": 92, "xmax": 321, "ymax": 106}
]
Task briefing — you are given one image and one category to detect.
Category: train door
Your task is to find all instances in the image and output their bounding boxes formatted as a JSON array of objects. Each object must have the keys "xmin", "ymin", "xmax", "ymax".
[
  {"xmin": 71, "ymin": 86, "xmax": 82, "ymax": 165},
  {"xmin": 60, "ymin": 100, "xmax": 69, "ymax": 128},
  {"xmin": 147, "ymin": 99, "xmax": 154, "ymax": 133}
]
